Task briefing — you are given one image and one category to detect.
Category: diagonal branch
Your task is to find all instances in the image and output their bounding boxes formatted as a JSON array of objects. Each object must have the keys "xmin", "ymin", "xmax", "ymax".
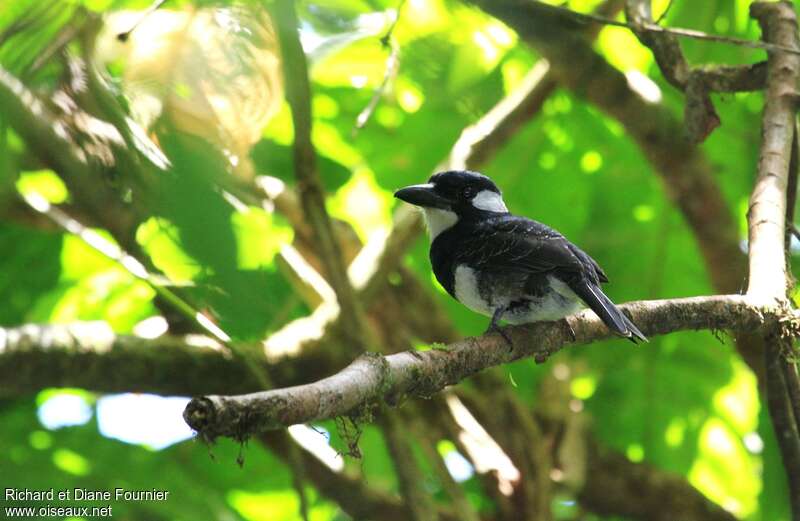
[
  {"xmin": 624, "ymin": 0, "xmax": 759, "ymax": 142},
  {"xmin": 0, "ymin": 66, "xmax": 135, "ymax": 242},
  {"xmin": 0, "ymin": 318, "xmax": 737, "ymax": 521},
  {"xmin": 261, "ymin": 430, "xmax": 462, "ymax": 521},
  {"xmin": 623, "ymin": 0, "xmax": 722, "ymax": 141},
  {"xmin": 271, "ymin": 0, "xmax": 372, "ymax": 355},
  {"xmin": 529, "ymin": 0, "xmax": 800, "ymax": 56},
  {"xmin": 183, "ymin": 294, "xmax": 780, "ymax": 439},
  {"xmin": 579, "ymin": 439, "xmax": 737, "ymax": 521},
  {"xmin": 625, "ymin": 0, "xmax": 689, "ymax": 88},
  {"xmin": 447, "ymin": 60, "xmax": 556, "ymax": 171}
]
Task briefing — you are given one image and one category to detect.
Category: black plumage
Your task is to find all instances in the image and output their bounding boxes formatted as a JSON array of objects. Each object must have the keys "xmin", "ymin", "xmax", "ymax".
[{"xmin": 395, "ymin": 170, "xmax": 646, "ymax": 343}]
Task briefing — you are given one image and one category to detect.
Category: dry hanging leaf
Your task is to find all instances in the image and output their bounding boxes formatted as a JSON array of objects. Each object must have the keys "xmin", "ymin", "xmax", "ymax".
[{"xmin": 97, "ymin": 5, "xmax": 284, "ymax": 179}]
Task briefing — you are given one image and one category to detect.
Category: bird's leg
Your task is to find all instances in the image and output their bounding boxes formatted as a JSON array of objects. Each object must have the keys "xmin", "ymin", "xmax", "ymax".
[
  {"xmin": 486, "ymin": 307, "xmax": 513, "ymax": 351},
  {"xmin": 561, "ymin": 317, "xmax": 576, "ymax": 342}
]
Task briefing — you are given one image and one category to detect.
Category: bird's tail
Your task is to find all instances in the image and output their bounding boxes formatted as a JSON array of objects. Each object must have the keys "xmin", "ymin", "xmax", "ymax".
[{"xmin": 569, "ymin": 281, "xmax": 648, "ymax": 343}]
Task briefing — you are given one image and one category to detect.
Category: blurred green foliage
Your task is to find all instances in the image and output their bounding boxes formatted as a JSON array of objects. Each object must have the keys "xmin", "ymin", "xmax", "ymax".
[{"xmin": 0, "ymin": 0, "xmax": 793, "ymax": 520}]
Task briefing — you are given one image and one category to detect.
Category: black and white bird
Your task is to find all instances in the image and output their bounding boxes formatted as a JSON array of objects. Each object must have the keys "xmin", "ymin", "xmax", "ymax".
[{"xmin": 394, "ymin": 170, "xmax": 646, "ymax": 343}]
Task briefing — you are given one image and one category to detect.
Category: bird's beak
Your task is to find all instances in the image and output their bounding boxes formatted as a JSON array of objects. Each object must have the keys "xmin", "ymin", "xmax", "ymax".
[{"xmin": 394, "ymin": 183, "xmax": 452, "ymax": 210}]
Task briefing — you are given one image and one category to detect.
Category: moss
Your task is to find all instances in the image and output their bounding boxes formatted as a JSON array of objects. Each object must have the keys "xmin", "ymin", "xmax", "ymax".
[{"xmin": 334, "ymin": 415, "xmax": 365, "ymax": 459}]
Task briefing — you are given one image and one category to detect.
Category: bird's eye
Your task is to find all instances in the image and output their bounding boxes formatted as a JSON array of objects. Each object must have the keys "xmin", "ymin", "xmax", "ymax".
[{"xmin": 462, "ymin": 187, "xmax": 475, "ymax": 199}]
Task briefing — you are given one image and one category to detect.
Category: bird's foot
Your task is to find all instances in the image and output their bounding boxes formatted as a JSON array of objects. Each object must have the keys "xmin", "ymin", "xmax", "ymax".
[
  {"xmin": 562, "ymin": 318, "xmax": 576, "ymax": 342},
  {"xmin": 485, "ymin": 322, "xmax": 514, "ymax": 352},
  {"xmin": 487, "ymin": 307, "xmax": 514, "ymax": 351}
]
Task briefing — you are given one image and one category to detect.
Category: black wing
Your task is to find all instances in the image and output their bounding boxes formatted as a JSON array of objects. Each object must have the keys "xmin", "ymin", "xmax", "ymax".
[
  {"xmin": 454, "ymin": 216, "xmax": 602, "ymax": 283},
  {"xmin": 457, "ymin": 216, "xmax": 646, "ymax": 342}
]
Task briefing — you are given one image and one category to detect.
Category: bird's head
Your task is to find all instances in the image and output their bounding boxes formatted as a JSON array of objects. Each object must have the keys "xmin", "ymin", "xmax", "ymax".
[{"xmin": 394, "ymin": 170, "xmax": 508, "ymax": 239}]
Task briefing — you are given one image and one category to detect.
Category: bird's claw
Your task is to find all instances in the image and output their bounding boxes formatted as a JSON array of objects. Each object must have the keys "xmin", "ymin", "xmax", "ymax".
[
  {"xmin": 486, "ymin": 322, "xmax": 514, "ymax": 352},
  {"xmin": 562, "ymin": 318, "xmax": 576, "ymax": 342}
]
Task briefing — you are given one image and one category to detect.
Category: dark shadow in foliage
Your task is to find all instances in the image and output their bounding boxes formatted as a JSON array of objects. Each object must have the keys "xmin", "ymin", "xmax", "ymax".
[
  {"xmin": 250, "ymin": 138, "xmax": 351, "ymax": 193},
  {"xmin": 154, "ymin": 131, "xmax": 298, "ymax": 341},
  {"xmin": 0, "ymin": 224, "xmax": 62, "ymax": 326}
]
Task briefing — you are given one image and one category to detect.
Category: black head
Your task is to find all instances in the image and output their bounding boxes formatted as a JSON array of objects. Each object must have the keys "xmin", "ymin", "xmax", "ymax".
[{"xmin": 394, "ymin": 170, "xmax": 508, "ymax": 216}]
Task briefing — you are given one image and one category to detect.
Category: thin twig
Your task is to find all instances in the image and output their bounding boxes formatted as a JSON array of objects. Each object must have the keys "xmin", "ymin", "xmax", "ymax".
[
  {"xmin": 116, "ymin": 0, "xmax": 168, "ymax": 42},
  {"xmin": 783, "ymin": 360, "xmax": 800, "ymax": 437},
  {"xmin": 19, "ymin": 189, "xmax": 277, "ymax": 392},
  {"xmin": 19, "ymin": 192, "xmax": 231, "ymax": 344},
  {"xmin": 625, "ymin": 0, "xmax": 724, "ymax": 142},
  {"xmin": 765, "ymin": 338, "xmax": 800, "ymax": 518},
  {"xmin": 272, "ymin": 0, "xmax": 373, "ymax": 356},
  {"xmin": 654, "ymin": 0, "xmax": 674, "ymax": 24},
  {"xmin": 260, "ymin": 431, "xmax": 461, "ymax": 521},
  {"xmin": 353, "ymin": 0, "xmax": 406, "ymax": 134},
  {"xmin": 530, "ymin": 0, "xmax": 800, "ymax": 56},
  {"xmin": 379, "ymin": 413, "xmax": 440, "ymax": 521}
]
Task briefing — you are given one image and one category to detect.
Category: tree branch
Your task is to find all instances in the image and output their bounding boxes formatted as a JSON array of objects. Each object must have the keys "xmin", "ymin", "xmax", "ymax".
[
  {"xmin": 0, "ymin": 322, "xmax": 260, "ymax": 397},
  {"xmin": 0, "ymin": 319, "xmax": 738, "ymax": 521},
  {"xmin": 623, "ymin": 0, "xmax": 767, "ymax": 141},
  {"xmin": 748, "ymin": 3, "xmax": 800, "ymax": 518},
  {"xmin": 764, "ymin": 337, "xmax": 800, "ymax": 519},
  {"xmin": 578, "ymin": 439, "xmax": 737, "ymax": 521},
  {"xmin": 625, "ymin": 0, "xmax": 689, "ymax": 88},
  {"xmin": 260, "ymin": 430, "xmax": 462, "ymax": 521},
  {"xmin": 447, "ymin": 60, "xmax": 557, "ymax": 171},
  {"xmin": 183, "ymin": 295, "xmax": 781, "ymax": 438},
  {"xmin": 379, "ymin": 413, "xmax": 440, "ymax": 521},
  {"xmin": 747, "ymin": 2, "xmax": 798, "ymax": 302},
  {"xmin": 0, "ymin": 66, "xmax": 136, "ymax": 242},
  {"xmin": 529, "ymin": 0, "xmax": 800, "ymax": 56},
  {"xmin": 272, "ymin": 0, "xmax": 371, "ymax": 355}
]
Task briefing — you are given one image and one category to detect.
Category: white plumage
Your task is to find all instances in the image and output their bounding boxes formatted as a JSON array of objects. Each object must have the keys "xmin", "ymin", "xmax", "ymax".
[{"xmin": 454, "ymin": 265, "xmax": 582, "ymax": 324}]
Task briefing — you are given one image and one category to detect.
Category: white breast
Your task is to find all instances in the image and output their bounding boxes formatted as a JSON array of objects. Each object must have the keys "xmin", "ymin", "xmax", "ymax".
[
  {"xmin": 453, "ymin": 265, "xmax": 493, "ymax": 316},
  {"xmin": 454, "ymin": 267, "xmax": 583, "ymax": 324},
  {"xmin": 504, "ymin": 275, "xmax": 583, "ymax": 324}
]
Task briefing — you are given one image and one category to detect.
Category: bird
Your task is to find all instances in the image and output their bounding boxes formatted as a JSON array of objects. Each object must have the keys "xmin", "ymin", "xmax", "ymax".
[{"xmin": 394, "ymin": 170, "xmax": 647, "ymax": 344}]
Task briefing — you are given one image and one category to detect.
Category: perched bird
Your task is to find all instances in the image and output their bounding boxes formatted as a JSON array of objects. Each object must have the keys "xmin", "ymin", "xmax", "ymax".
[{"xmin": 394, "ymin": 170, "xmax": 646, "ymax": 343}]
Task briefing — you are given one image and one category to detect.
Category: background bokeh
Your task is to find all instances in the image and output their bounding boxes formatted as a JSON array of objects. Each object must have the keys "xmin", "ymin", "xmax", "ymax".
[{"xmin": 0, "ymin": 0, "xmax": 793, "ymax": 520}]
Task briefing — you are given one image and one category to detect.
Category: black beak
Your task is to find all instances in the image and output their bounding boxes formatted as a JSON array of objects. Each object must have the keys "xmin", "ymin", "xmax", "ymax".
[{"xmin": 394, "ymin": 184, "xmax": 452, "ymax": 210}]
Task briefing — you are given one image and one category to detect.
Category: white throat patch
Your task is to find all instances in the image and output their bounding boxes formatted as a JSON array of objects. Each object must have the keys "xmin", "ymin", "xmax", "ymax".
[
  {"xmin": 472, "ymin": 190, "xmax": 508, "ymax": 213},
  {"xmin": 421, "ymin": 207, "xmax": 458, "ymax": 240}
]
